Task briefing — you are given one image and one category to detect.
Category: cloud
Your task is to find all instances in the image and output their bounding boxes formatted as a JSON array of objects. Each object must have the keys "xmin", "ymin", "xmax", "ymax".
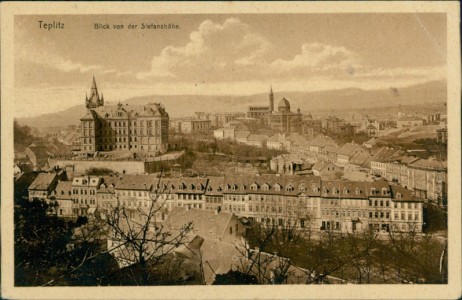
[
  {"xmin": 137, "ymin": 17, "xmax": 446, "ymax": 88},
  {"xmin": 15, "ymin": 38, "xmax": 130, "ymax": 77},
  {"xmin": 137, "ymin": 18, "xmax": 270, "ymax": 81},
  {"xmin": 270, "ymin": 42, "xmax": 361, "ymax": 76}
]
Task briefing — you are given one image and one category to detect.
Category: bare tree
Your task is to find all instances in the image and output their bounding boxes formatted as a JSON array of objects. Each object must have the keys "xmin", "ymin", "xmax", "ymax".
[{"xmin": 103, "ymin": 176, "xmax": 193, "ymax": 285}]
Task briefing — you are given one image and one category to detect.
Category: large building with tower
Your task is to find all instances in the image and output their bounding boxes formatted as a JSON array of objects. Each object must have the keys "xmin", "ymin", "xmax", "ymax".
[
  {"xmin": 247, "ymin": 87, "xmax": 302, "ymax": 133},
  {"xmin": 79, "ymin": 77, "xmax": 169, "ymax": 155}
]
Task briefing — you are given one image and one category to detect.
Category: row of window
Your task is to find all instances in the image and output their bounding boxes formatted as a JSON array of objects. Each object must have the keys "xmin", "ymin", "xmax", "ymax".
[
  {"xmin": 72, "ymin": 189, "xmax": 96, "ymax": 195},
  {"xmin": 72, "ymin": 198, "xmax": 96, "ymax": 205}
]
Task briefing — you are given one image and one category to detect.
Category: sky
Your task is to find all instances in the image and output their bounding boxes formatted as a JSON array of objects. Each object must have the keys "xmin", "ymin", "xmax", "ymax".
[{"xmin": 14, "ymin": 14, "xmax": 447, "ymax": 118}]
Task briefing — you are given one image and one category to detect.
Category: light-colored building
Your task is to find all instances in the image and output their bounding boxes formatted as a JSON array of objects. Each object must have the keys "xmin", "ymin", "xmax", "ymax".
[
  {"xmin": 28, "ymin": 173, "xmax": 59, "ymax": 201},
  {"xmin": 177, "ymin": 119, "xmax": 211, "ymax": 133},
  {"xmin": 396, "ymin": 117, "xmax": 424, "ymax": 128},
  {"xmin": 80, "ymin": 77, "xmax": 169, "ymax": 154},
  {"xmin": 71, "ymin": 175, "xmax": 102, "ymax": 217}
]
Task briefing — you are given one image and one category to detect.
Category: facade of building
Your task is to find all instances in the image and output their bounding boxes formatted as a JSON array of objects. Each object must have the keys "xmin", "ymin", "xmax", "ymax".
[
  {"xmin": 31, "ymin": 173, "xmax": 426, "ymax": 233},
  {"xmin": 28, "ymin": 173, "xmax": 59, "ymax": 201},
  {"xmin": 177, "ymin": 119, "xmax": 212, "ymax": 134},
  {"xmin": 437, "ymin": 127, "xmax": 447, "ymax": 144},
  {"xmin": 71, "ymin": 175, "xmax": 101, "ymax": 216},
  {"xmin": 396, "ymin": 117, "xmax": 424, "ymax": 128},
  {"xmin": 80, "ymin": 77, "xmax": 169, "ymax": 155}
]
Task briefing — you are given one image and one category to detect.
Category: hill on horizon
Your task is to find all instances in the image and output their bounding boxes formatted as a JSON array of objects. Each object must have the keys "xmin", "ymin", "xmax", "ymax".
[{"xmin": 16, "ymin": 80, "xmax": 447, "ymax": 128}]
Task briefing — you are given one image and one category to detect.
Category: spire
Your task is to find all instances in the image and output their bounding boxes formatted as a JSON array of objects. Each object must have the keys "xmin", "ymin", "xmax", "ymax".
[
  {"xmin": 269, "ymin": 84, "xmax": 274, "ymax": 113},
  {"xmin": 91, "ymin": 76, "xmax": 97, "ymax": 91}
]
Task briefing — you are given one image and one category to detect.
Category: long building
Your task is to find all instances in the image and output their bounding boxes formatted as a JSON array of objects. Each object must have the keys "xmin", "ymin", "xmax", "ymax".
[
  {"xmin": 41, "ymin": 173, "xmax": 424, "ymax": 234},
  {"xmin": 80, "ymin": 77, "xmax": 169, "ymax": 155}
]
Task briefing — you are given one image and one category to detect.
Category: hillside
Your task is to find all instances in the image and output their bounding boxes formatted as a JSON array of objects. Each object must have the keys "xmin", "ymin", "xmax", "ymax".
[{"xmin": 16, "ymin": 80, "xmax": 447, "ymax": 128}]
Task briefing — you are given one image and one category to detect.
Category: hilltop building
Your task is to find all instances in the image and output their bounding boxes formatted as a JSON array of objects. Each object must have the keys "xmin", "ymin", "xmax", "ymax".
[
  {"xmin": 247, "ymin": 87, "xmax": 302, "ymax": 133},
  {"xmin": 80, "ymin": 77, "xmax": 169, "ymax": 155}
]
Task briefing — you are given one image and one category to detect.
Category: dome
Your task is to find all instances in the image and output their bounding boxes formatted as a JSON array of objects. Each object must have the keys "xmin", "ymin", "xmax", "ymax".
[{"xmin": 278, "ymin": 98, "xmax": 291, "ymax": 111}]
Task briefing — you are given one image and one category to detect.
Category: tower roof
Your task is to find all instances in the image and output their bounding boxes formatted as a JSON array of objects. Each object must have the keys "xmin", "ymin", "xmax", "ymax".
[
  {"xmin": 91, "ymin": 76, "xmax": 97, "ymax": 90},
  {"xmin": 278, "ymin": 98, "xmax": 290, "ymax": 109}
]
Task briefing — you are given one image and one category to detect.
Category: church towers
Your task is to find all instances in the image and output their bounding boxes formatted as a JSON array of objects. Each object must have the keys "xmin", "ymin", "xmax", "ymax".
[
  {"xmin": 85, "ymin": 76, "xmax": 104, "ymax": 109},
  {"xmin": 269, "ymin": 85, "xmax": 274, "ymax": 113}
]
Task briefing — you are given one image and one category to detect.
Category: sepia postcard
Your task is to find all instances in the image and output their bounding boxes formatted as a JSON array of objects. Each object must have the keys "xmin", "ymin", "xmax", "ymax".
[{"xmin": 1, "ymin": 1, "xmax": 461, "ymax": 299}]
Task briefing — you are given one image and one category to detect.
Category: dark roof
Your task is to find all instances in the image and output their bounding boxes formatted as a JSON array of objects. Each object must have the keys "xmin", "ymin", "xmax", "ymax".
[
  {"xmin": 115, "ymin": 174, "xmax": 159, "ymax": 191},
  {"xmin": 29, "ymin": 173, "xmax": 57, "ymax": 190},
  {"xmin": 222, "ymin": 174, "xmax": 321, "ymax": 196},
  {"xmin": 390, "ymin": 186, "xmax": 424, "ymax": 202},
  {"xmin": 408, "ymin": 158, "xmax": 447, "ymax": 171},
  {"xmin": 371, "ymin": 147, "xmax": 402, "ymax": 163},
  {"xmin": 337, "ymin": 143, "xmax": 359, "ymax": 156},
  {"xmin": 205, "ymin": 177, "xmax": 224, "ymax": 196},
  {"xmin": 54, "ymin": 181, "xmax": 73, "ymax": 200}
]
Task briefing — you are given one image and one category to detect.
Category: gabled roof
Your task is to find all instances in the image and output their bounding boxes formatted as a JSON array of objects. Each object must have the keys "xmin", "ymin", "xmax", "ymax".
[
  {"xmin": 234, "ymin": 131, "xmax": 250, "ymax": 139},
  {"xmin": 54, "ymin": 181, "xmax": 73, "ymax": 200},
  {"xmin": 312, "ymin": 161, "xmax": 336, "ymax": 172},
  {"xmin": 390, "ymin": 185, "xmax": 424, "ymax": 202},
  {"xmin": 267, "ymin": 134, "xmax": 284, "ymax": 143},
  {"xmin": 408, "ymin": 158, "xmax": 447, "ymax": 171},
  {"xmin": 164, "ymin": 207, "xmax": 234, "ymax": 241},
  {"xmin": 371, "ymin": 147, "xmax": 402, "ymax": 163},
  {"xmin": 247, "ymin": 134, "xmax": 268, "ymax": 142},
  {"xmin": 26, "ymin": 145, "xmax": 54, "ymax": 158},
  {"xmin": 337, "ymin": 143, "xmax": 359, "ymax": 156},
  {"xmin": 205, "ymin": 177, "xmax": 224, "ymax": 196},
  {"xmin": 29, "ymin": 173, "xmax": 57, "ymax": 190},
  {"xmin": 307, "ymin": 135, "xmax": 337, "ymax": 148},
  {"xmin": 115, "ymin": 174, "xmax": 159, "ymax": 191}
]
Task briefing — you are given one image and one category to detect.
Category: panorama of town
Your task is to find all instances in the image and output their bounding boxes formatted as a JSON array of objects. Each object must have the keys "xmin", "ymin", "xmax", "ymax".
[{"xmin": 14, "ymin": 77, "xmax": 448, "ymax": 286}]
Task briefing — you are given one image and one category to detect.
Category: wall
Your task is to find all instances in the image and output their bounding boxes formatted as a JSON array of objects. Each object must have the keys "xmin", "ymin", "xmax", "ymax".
[{"xmin": 50, "ymin": 159, "xmax": 145, "ymax": 175}]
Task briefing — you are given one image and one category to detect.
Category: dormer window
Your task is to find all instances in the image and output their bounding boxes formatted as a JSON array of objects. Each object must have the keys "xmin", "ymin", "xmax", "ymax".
[
  {"xmin": 240, "ymin": 185, "xmax": 245, "ymax": 191},
  {"xmin": 261, "ymin": 184, "xmax": 269, "ymax": 191},
  {"xmin": 207, "ymin": 186, "xmax": 212, "ymax": 192},
  {"xmin": 381, "ymin": 188, "xmax": 388, "ymax": 195},
  {"xmin": 370, "ymin": 188, "xmax": 376, "ymax": 195},
  {"xmin": 343, "ymin": 188, "xmax": 348, "ymax": 194},
  {"xmin": 232, "ymin": 184, "xmax": 237, "ymax": 191},
  {"xmin": 217, "ymin": 187, "xmax": 222, "ymax": 192},
  {"xmin": 286, "ymin": 185, "xmax": 294, "ymax": 192},
  {"xmin": 274, "ymin": 184, "xmax": 281, "ymax": 191},
  {"xmin": 396, "ymin": 193, "xmax": 402, "ymax": 199},
  {"xmin": 323, "ymin": 187, "xmax": 328, "ymax": 194},
  {"xmin": 250, "ymin": 183, "xmax": 258, "ymax": 190},
  {"xmin": 332, "ymin": 188, "xmax": 338, "ymax": 195},
  {"xmin": 190, "ymin": 184, "xmax": 195, "ymax": 190},
  {"xmin": 355, "ymin": 187, "xmax": 361, "ymax": 195}
]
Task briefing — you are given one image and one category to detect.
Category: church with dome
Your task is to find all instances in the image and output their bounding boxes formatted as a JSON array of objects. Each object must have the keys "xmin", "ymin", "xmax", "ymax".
[{"xmin": 247, "ymin": 87, "xmax": 302, "ymax": 133}]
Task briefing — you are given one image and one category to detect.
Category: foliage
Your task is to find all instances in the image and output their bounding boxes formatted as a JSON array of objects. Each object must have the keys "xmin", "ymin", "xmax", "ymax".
[
  {"xmin": 85, "ymin": 167, "xmax": 115, "ymax": 176},
  {"xmin": 14, "ymin": 121, "xmax": 36, "ymax": 148},
  {"xmin": 213, "ymin": 270, "xmax": 258, "ymax": 285},
  {"xmin": 15, "ymin": 198, "xmax": 76, "ymax": 285}
]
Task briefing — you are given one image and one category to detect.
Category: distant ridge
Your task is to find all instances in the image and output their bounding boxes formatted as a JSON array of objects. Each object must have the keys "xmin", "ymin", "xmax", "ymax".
[{"xmin": 16, "ymin": 80, "xmax": 446, "ymax": 128}]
